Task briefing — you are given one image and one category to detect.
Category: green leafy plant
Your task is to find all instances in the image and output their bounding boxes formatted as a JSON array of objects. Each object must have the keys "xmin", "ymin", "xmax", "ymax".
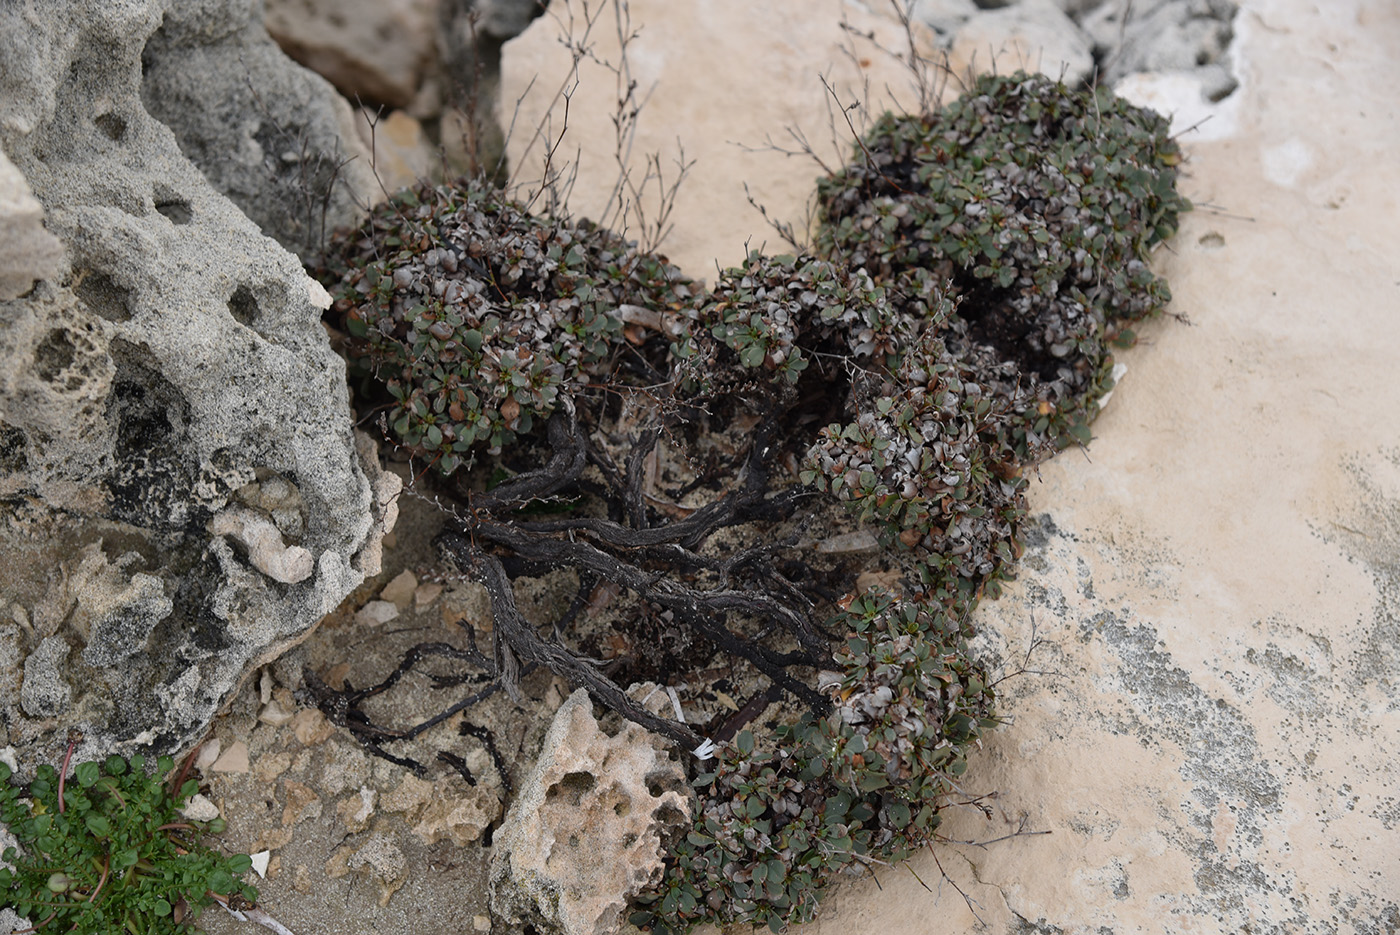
[
  {"xmin": 816, "ymin": 70, "xmax": 1191, "ymax": 453},
  {"xmin": 632, "ymin": 590, "xmax": 997, "ymax": 934},
  {"xmin": 325, "ymin": 180, "xmax": 694, "ymax": 469},
  {"xmin": 0, "ymin": 753, "xmax": 256, "ymax": 934}
]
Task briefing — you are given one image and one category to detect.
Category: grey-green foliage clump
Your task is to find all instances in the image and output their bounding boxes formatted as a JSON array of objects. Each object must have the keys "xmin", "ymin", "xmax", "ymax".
[
  {"xmin": 802, "ymin": 325, "xmax": 1029, "ymax": 616},
  {"xmin": 685, "ymin": 253, "xmax": 1029, "ymax": 615},
  {"xmin": 679, "ymin": 252, "xmax": 909, "ymax": 385},
  {"xmin": 326, "ymin": 181, "xmax": 694, "ymax": 470},
  {"xmin": 0, "ymin": 755, "xmax": 256, "ymax": 934},
  {"xmin": 817, "ymin": 70, "xmax": 1191, "ymax": 452},
  {"xmin": 317, "ymin": 70, "xmax": 1188, "ymax": 935},
  {"xmin": 632, "ymin": 590, "xmax": 996, "ymax": 933}
]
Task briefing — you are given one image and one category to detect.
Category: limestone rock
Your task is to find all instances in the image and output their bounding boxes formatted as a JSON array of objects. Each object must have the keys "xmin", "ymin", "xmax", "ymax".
[
  {"xmin": 264, "ymin": 0, "xmax": 438, "ymax": 110},
  {"xmin": 911, "ymin": 0, "xmax": 979, "ymax": 44},
  {"xmin": 138, "ymin": 0, "xmax": 377, "ymax": 263},
  {"xmin": 19, "ymin": 636, "xmax": 71, "ymax": 718},
  {"xmin": 951, "ymin": 0, "xmax": 1095, "ymax": 86},
  {"xmin": 490, "ymin": 689, "xmax": 692, "ymax": 935},
  {"xmin": 0, "ymin": 0, "xmax": 394, "ymax": 772},
  {"xmin": 0, "ymin": 151, "xmax": 63, "ymax": 301},
  {"xmin": 1082, "ymin": 0, "xmax": 1238, "ymax": 86}
]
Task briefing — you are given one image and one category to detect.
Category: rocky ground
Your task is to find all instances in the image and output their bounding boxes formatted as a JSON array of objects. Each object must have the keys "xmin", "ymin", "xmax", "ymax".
[{"xmin": 3, "ymin": 0, "xmax": 1398, "ymax": 934}]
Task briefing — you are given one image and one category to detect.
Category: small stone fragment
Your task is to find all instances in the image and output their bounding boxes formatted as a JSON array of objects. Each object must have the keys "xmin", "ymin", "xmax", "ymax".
[
  {"xmin": 337, "ymin": 787, "xmax": 377, "ymax": 833},
  {"xmin": 179, "ymin": 794, "xmax": 221, "ymax": 822},
  {"xmin": 355, "ymin": 599, "xmax": 399, "ymax": 627},
  {"xmin": 194, "ymin": 740, "xmax": 222, "ymax": 772},
  {"xmin": 472, "ymin": 915, "xmax": 491, "ymax": 932},
  {"xmin": 292, "ymin": 709, "xmax": 335, "ymax": 746},
  {"xmin": 210, "ymin": 741, "xmax": 250, "ymax": 773},
  {"xmin": 380, "ymin": 772, "xmax": 434, "ymax": 818},
  {"xmin": 281, "ymin": 779, "xmax": 321, "ymax": 826},
  {"xmin": 256, "ymin": 828, "xmax": 294, "ymax": 852},
  {"xmin": 380, "ymin": 569, "xmax": 417, "ymax": 609},
  {"xmin": 254, "ymin": 752, "xmax": 294, "ymax": 783},
  {"xmin": 346, "ymin": 834, "xmax": 408, "ymax": 908},
  {"xmin": 258, "ymin": 699, "xmax": 295, "ymax": 727},
  {"xmin": 414, "ymin": 581, "xmax": 444, "ymax": 610},
  {"xmin": 250, "ymin": 851, "xmax": 271, "ymax": 879}
]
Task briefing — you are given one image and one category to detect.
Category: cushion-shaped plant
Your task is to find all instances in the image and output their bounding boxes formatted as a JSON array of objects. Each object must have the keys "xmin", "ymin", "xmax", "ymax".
[
  {"xmin": 326, "ymin": 182, "xmax": 694, "ymax": 468},
  {"xmin": 632, "ymin": 589, "xmax": 996, "ymax": 934},
  {"xmin": 676, "ymin": 252, "xmax": 912, "ymax": 388},
  {"xmin": 816, "ymin": 70, "xmax": 1190, "ymax": 452},
  {"xmin": 802, "ymin": 324, "xmax": 1031, "ymax": 615}
]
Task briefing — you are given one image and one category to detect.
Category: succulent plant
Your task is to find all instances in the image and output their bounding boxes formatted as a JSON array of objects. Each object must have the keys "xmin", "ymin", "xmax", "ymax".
[
  {"xmin": 326, "ymin": 181, "xmax": 694, "ymax": 469},
  {"xmin": 816, "ymin": 70, "xmax": 1191, "ymax": 452}
]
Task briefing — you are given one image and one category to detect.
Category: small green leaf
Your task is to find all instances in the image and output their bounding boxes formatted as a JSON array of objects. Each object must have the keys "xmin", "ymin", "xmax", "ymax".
[{"xmin": 75, "ymin": 762, "xmax": 99, "ymax": 788}]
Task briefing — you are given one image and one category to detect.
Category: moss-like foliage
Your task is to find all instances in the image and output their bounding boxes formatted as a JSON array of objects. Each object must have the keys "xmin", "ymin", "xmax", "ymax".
[
  {"xmin": 817, "ymin": 71, "xmax": 1190, "ymax": 452},
  {"xmin": 326, "ymin": 181, "xmax": 693, "ymax": 469}
]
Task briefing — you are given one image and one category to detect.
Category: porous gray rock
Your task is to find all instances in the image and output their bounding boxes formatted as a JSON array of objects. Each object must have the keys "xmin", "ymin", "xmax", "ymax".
[
  {"xmin": 138, "ymin": 0, "xmax": 377, "ymax": 263},
  {"xmin": 490, "ymin": 689, "xmax": 692, "ymax": 935},
  {"xmin": 264, "ymin": 0, "xmax": 438, "ymax": 110},
  {"xmin": 911, "ymin": 0, "xmax": 979, "ymax": 44},
  {"xmin": 1082, "ymin": 0, "xmax": 1238, "ymax": 87},
  {"xmin": 0, "ymin": 0, "xmax": 394, "ymax": 772}
]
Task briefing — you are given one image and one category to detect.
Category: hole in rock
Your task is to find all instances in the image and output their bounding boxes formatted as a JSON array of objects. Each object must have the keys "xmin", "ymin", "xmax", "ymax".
[
  {"xmin": 228, "ymin": 285, "xmax": 259, "ymax": 327},
  {"xmin": 74, "ymin": 271, "xmax": 134, "ymax": 322},
  {"xmin": 34, "ymin": 329, "xmax": 77, "ymax": 384},
  {"xmin": 154, "ymin": 185, "xmax": 192, "ymax": 225},
  {"xmin": 95, "ymin": 112, "xmax": 127, "ymax": 141},
  {"xmin": 0, "ymin": 424, "xmax": 28, "ymax": 473},
  {"xmin": 546, "ymin": 771, "xmax": 597, "ymax": 807}
]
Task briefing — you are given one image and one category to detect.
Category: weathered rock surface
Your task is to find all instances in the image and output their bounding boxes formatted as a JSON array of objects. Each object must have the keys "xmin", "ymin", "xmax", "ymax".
[
  {"xmin": 0, "ymin": 0, "xmax": 395, "ymax": 771},
  {"xmin": 264, "ymin": 0, "xmax": 438, "ymax": 110},
  {"xmin": 1083, "ymin": 0, "xmax": 1237, "ymax": 86},
  {"xmin": 138, "ymin": 0, "xmax": 377, "ymax": 263},
  {"xmin": 950, "ymin": 0, "xmax": 1096, "ymax": 85},
  {"xmin": 490, "ymin": 688, "xmax": 691, "ymax": 935}
]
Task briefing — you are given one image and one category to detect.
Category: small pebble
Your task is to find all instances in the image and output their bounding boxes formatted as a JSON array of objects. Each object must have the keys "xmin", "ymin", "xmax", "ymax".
[
  {"xmin": 380, "ymin": 569, "xmax": 417, "ymax": 609},
  {"xmin": 355, "ymin": 600, "xmax": 399, "ymax": 627},
  {"xmin": 179, "ymin": 794, "xmax": 220, "ymax": 822},
  {"xmin": 209, "ymin": 740, "xmax": 250, "ymax": 773},
  {"xmin": 293, "ymin": 709, "xmax": 335, "ymax": 746},
  {"xmin": 414, "ymin": 581, "xmax": 444, "ymax": 610},
  {"xmin": 473, "ymin": 915, "xmax": 491, "ymax": 932},
  {"xmin": 194, "ymin": 739, "xmax": 222, "ymax": 772},
  {"xmin": 258, "ymin": 699, "xmax": 295, "ymax": 727}
]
